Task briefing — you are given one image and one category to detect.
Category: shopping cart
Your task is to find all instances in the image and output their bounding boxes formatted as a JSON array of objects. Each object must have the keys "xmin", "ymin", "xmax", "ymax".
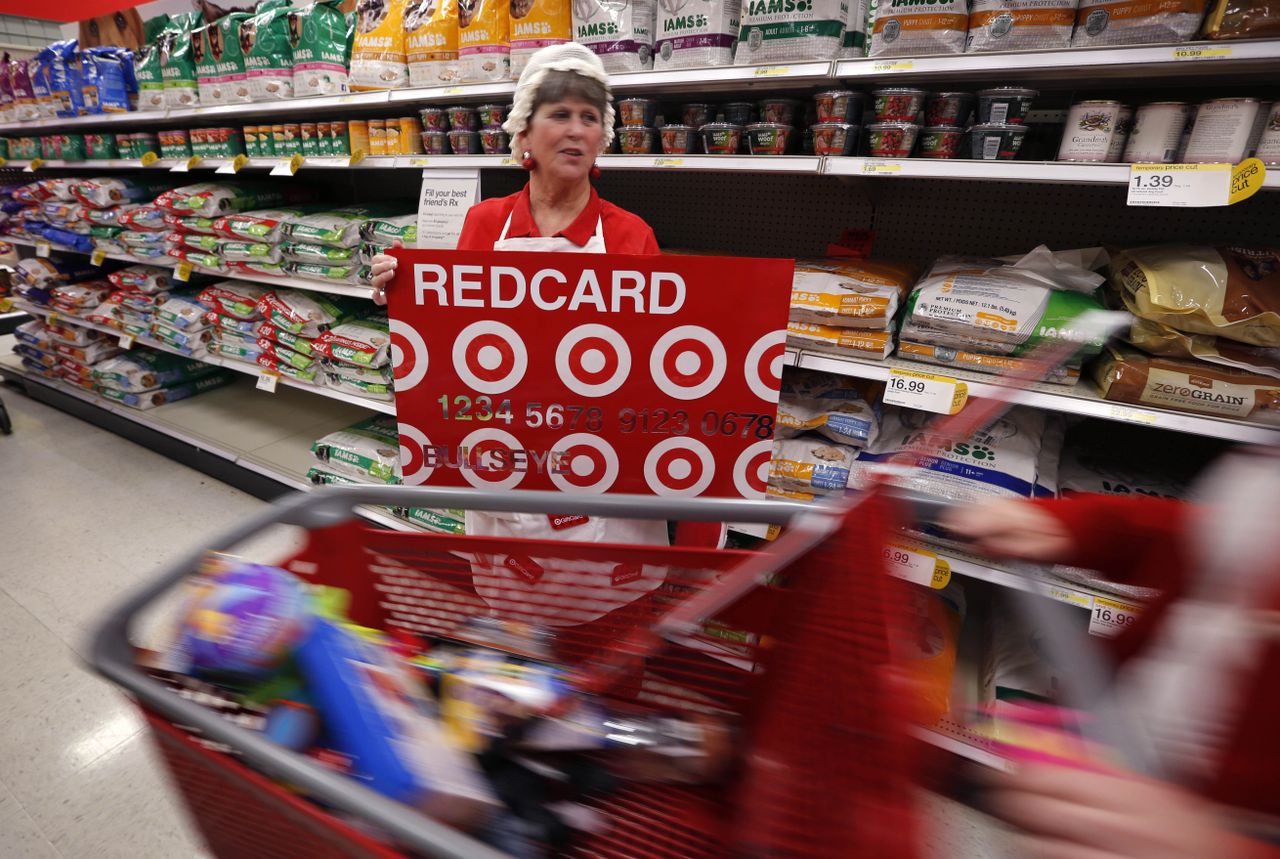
[{"xmin": 90, "ymin": 485, "xmax": 925, "ymax": 859}]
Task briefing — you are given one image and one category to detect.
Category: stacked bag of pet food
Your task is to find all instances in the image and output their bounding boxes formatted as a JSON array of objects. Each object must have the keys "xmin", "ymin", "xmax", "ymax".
[
  {"xmin": 92, "ymin": 345, "xmax": 235, "ymax": 410},
  {"xmin": 199, "ymin": 281, "xmax": 269, "ymax": 368},
  {"xmin": 103, "ymin": 264, "xmax": 184, "ymax": 343},
  {"xmin": 1093, "ymin": 245, "xmax": 1280, "ymax": 425},
  {"xmin": 311, "ymin": 312, "xmax": 395, "ymax": 400},
  {"xmin": 9, "ymin": 39, "xmax": 138, "ymax": 119},
  {"xmin": 207, "ymin": 206, "xmax": 316, "ymax": 280},
  {"xmin": 12, "ymin": 318, "xmax": 62, "ymax": 379},
  {"xmin": 72, "ymin": 177, "xmax": 176, "ymax": 259},
  {"xmin": 254, "ymin": 288, "xmax": 363, "ymax": 387},
  {"xmin": 11, "ymin": 254, "xmax": 103, "ymax": 309},
  {"xmin": 897, "ymin": 246, "xmax": 1113, "ymax": 386},
  {"xmin": 786, "ymin": 258, "xmax": 918, "ymax": 361},
  {"xmin": 280, "ymin": 205, "xmax": 414, "ymax": 286},
  {"xmin": 156, "ymin": 183, "xmax": 318, "ymax": 274}
]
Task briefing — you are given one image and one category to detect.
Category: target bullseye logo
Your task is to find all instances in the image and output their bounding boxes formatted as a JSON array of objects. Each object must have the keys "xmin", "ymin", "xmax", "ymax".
[
  {"xmin": 556, "ymin": 324, "xmax": 631, "ymax": 398},
  {"xmin": 390, "ymin": 319, "xmax": 429, "ymax": 392},
  {"xmin": 644, "ymin": 437, "xmax": 715, "ymax": 497},
  {"xmin": 398, "ymin": 422, "xmax": 435, "ymax": 486},
  {"xmin": 733, "ymin": 439, "xmax": 774, "ymax": 499},
  {"xmin": 744, "ymin": 330, "xmax": 788, "ymax": 403},
  {"xmin": 650, "ymin": 325, "xmax": 727, "ymax": 401},
  {"xmin": 459, "ymin": 428, "xmax": 526, "ymax": 491},
  {"xmin": 453, "ymin": 321, "xmax": 528, "ymax": 395},
  {"xmin": 548, "ymin": 433, "xmax": 619, "ymax": 494}
]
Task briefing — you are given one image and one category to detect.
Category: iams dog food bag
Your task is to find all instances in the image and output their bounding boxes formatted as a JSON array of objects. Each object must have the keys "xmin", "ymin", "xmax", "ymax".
[
  {"xmin": 573, "ymin": 0, "xmax": 656, "ymax": 72},
  {"xmin": 352, "ymin": 0, "xmax": 411, "ymax": 89},
  {"xmin": 243, "ymin": 0, "xmax": 296, "ymax": 100},
  {"xmin": 291, "ymin": 0, "xmax": 351, "ymax": 96},
  {"xmin": 655, "ymin": 0, "xmax": 739, "ymax": 69},
  {"xmin": 458, "ymin": 0, "xmax": 512, "ymax": 81},
  {"xmin": 509, "ymin": 0, "xmax": 571, "ymax": 75},
  {"xmin": 406, "ymin": 0, "xmax": 461, "ymax": 85}
]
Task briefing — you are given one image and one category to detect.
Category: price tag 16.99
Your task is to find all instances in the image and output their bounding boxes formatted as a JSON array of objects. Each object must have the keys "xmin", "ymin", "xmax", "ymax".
[
  {"xmin": 882, "ymin": 368, "xmax": 968, "ymax": 414},
  {"xmin": 883, "ymin": 544, "xmax": 951, "ymax": 589},
  {"xmin": 1088, "ymin": 596, "xmax": 1141, "ymax": 637}
]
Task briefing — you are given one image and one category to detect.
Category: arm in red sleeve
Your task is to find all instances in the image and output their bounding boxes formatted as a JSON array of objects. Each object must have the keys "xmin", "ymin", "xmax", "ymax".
[
  {"xmin": 454, "ymin": 205, "xmax": 490, "ymax": 251},
  {"xmin": 639, "ymin": 225, "xmax": 660, "ymax": 255}
]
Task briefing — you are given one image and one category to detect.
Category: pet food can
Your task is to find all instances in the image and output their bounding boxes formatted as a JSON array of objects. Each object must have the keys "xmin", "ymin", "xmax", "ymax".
[
  {"xmin": 419, "ymin": 107, "xmax": 449, "ymax": 132},
  {"xmin": 477, "ymin": 103, "xmax": 507, "ymax": 128},
  {"xmin": 1183, "ymin": 98, "xmax": 1265, "ymax": 164},
  {"xmin": 700, "ymin": 122, "xmax": 743, "ymax": 155},
  {"xmin": 619, "ymin": 98, "xmax": 658, "ymax": 127},
  {"xmin": 421, "ymin": 130, "xmax": 450, "ymax": 155},
  {"xmin": 619, "ymin": 126, "xmax": 657, "ymax": 155},
  {"xmin": 368, "ymin": 119, "xmax": 388, "ymax": 156},
  {"xmin": 282, "ymin": 123, "xmax": 301, "ymax": 155},
  {"xmin": 722, "ymin": 102, "xmax": 755, "ymax": 125},
  {"xmin": 346, "ymin": 120, "xmax": 367, "ymax": 155},
  {"xmin": 316, "ymin": 122, "xmax": 332, "ymax": 157},
  {"xmin": 977, "ymin": 87, "xmax": 1038, "ymax": 125},
  {"xmin": 271, "ymin": 124, "xmax": 287, "ymax": 154},
  {"xmin": 814, "ymin": 90, "xmax": 860, "ymax": 124},
  {"xmin": 1106, "ymin": 106, "xmax": 1134, "ymax": 163},
  {"xmin": 925, "ymin": 92, "xmax": 975, "ymax": 127},
  {"xmin": 758, "ymin": 98, "xmax": 801, "ymax": 125},
  {"xmin": 115, "ymin": 133, "xmax": 133, "ymax": 157},
  {"xmin": 746, "ymin": 122, "xmax": 793, "ymax": 155},
  {"xmin": 660, "ymin": 124, "xmax": 696, "ymax": 154},
  {"xmin": 244, "ymin": 126, "xmax": 260, "ymax": 157},
  {"xmin": 480, "ymin": 127, "xmax": 509, "ymax": 155},
  {"xmin": 447, "ymin": 130, "xmax": 480, "ymax": 154},
  {"xmin": 447, "ymin": 106, "xmax": 479, "ymax": 132},
  {"xmin": 968, "ymin": 123, "xmax": 1027, "ymax": 160},
  {"xmin": 682, "ymin": 103, "xmax": 713, "ymax": 128},
  {"xmin": 300, "ymin": 123, "xmax": 318, "ymax": 157},
  {"xmin": 1123, "ymin": 102, "xmax": 1192, "ymax": 164},
  {"xmin": 400, "ymin": 117, "xmax": 424, "ymax": 154},
  {"xmin": 872, "ymin": 88, "xmax": 926, "ymax": 123},
  {"xmin": 259, "ymin": 126, "xmax": 277, "ymax": 157},
  {"xmin": 812, "ymin": 122, "xmax": 856, "ymax": 156},
  {"xmin": 918, "ymin": 125, "xmax": 965, "ymax": 159},
  {"xmin": 1057, "ymin": 100, "xmax": 1125, "ymax": 162},
  {"xmin": 385, "ymin": 120, "xmax": 404, "ymax": 155},
  {"xmin": 331, "ymin": 121, "xmax": 350, "ymax": 156},
  {"xmin": 1254, "ymin": 102, "xmax": 1280, "ymax": 166},
  {"xmin": 867, "ymin": 122, "xmax": 919, "ymax": 157}
]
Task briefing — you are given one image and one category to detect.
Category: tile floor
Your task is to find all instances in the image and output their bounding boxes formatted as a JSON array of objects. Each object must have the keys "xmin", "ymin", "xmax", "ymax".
[{"xmin": 0, "ymin": 368, "xmax": 1016, "ymax": 859}]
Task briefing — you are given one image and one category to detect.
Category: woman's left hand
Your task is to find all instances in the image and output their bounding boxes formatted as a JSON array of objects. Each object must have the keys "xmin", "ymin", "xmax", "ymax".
[{"xmin": 988, "ymin": 763, "xmax": 1271, "ymax": 859}]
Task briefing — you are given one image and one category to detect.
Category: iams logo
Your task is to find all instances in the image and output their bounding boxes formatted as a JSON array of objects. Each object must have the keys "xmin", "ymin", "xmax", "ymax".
[{"xmin": 747, "ymin": 0, "xmax": 811, "ymax": 12}]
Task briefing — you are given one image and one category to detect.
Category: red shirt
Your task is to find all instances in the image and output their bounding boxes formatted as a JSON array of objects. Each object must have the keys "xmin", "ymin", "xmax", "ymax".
[{"xmin": 456, "ymin": 183, "xmax": 660, "ymax": 254}]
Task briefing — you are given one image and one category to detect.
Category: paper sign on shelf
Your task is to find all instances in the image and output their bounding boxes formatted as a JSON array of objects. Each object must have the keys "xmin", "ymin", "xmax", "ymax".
[
  {"xmin": 270, "ymin": 154, "xmax": 305, "ymax": 176},
  {"xmin": 256, "ymin": 371, "xmax": 280, "ymax": 393},
  {"xmin": 882, "ymin": 368, "xmax": 968, "ymax": 414},
  {"xmin": 23, "ymin": 159, "xmax": 42, "ymax": 172},
  {"xmin": 175, "ymin": 261, "xmax": 193, "ymax": 282},
  {"xmin": 35, "ymin": 241, "xmax": 51, "ymax": 258},
  {"xmin": 415, "ymin": 169, "xmax": 480, "ymax": 250},
  {"xmin": 386, "ymin": 250, "xmax": 794, "ymax": 499},
  {"xmin": 90, "ymin": 249, "xmax": 107, "ymax": 266},
  {"xmin": 883, "ymin": 543, "xmax": 951, "ymax": 589},
  {"xmin": 170, "ymin": 156, "xmax": 201, "ymax": 173},
  {"xmin": 215, "ymin": 154, "xmax": 248, "ymax": 175},
  {"xmin": 1125, "ymin": 160, "xmax": 1266, "ymax": 208},
  {"xmin": 118, "ymin": 334, "xmax": 134, "ymax": 349},
  {"xmin": 1088, "ymin": 596, "xmax": 1141, "ymax": 637}
]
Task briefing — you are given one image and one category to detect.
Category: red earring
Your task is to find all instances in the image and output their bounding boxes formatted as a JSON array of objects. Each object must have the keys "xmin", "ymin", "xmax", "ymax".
[
  {"xmin": 590, "ymin": 163, "xmax": 602, "ymax": 180},
  {"xmin": 521, "ymin": 150, "xmax": 535, "ymax": 170}
]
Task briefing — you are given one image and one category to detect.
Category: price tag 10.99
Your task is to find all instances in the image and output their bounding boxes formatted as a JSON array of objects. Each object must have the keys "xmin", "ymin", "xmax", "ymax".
[
  {"xmin": 1088, "ymin": 596, "xmax": 1141, "ymax": 637},
  {"xmin": 882, "ymin": 368, "xmax": 968, "ymax": 414},
  {"xmin": 883, "ymin": 544, "xmax": 951, "ymax": 589}
]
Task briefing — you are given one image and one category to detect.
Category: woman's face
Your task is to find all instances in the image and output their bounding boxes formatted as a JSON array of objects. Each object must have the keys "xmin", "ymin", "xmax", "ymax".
[{"xmin": 519, "ymin": 96, "xmax": 605, "ymax": 185}]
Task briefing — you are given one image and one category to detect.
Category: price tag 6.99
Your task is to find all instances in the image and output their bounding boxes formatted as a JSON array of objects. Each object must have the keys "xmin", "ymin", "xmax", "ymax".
[
  {"xmin": 883, "ymin": 544, "xmax": 951, "ymax": 589},
  {"xmin": 1088, "ymin": 596, "xmax": 1141, "ymax": 637},
  {"xmin": 882, "ymin": 368, "xmax": 968, "ymax": 414}
]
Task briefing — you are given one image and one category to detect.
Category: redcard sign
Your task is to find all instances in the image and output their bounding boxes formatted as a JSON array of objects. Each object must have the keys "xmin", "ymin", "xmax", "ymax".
[{"xmin": 387, "ymin": 249, "xmax": 793, "ymax": 499}]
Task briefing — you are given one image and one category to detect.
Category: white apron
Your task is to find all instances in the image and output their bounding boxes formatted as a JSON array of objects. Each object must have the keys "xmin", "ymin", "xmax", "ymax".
[{"xmin": 466, "ymin": 211, "xmax": 670, "ymax": 626}]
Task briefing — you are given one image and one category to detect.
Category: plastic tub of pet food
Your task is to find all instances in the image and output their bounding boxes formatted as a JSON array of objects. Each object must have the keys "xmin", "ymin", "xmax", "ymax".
[
  {"xmin": 419, "ymin": 107, "xmax": 449, "ymax": 131},
  {"xmin": 812, "ymin": 122, "xmax": 857, "ymax": 156},
  {"xmin": 446, "ymin": 106, "xmax": 479, "ymax": 132},
  {"xmin": 682, "ymin": 103, "xmax": 713, "ymax": 128},
  {"xmin": 814, "ymin": 90, "xmax": 858, "ymax": 124},
  {"xmin": 867, "ymin": 122, "xmax": 919, "ymax": 157},
  {"xmin": 479, "ymin": 127, "xmax": 509, "ymax": 155},
  {"xmin": 420, "ymin": 130, "xmax": 449, "ymax": 155},
  {"xmin": 446, "ymin": 129, "xmax": 480, "ymax": 154},
  {"xmin": 619, "ymin": 126, "xmax": 657, "ymax": 154},
  {"xmin": 619, "ymin": 98, "xmax": 658, "ymax": 127},
  {"xmin": 925, "ymin": 92, "xmax": 975, "ymax": 128},
  {"xmin": 976, "ymin": 88, "xmax": 1038, "ymax": 125},
  {"xmin": 918, "ymin": 126, "xmax": 965, "ymax": 158},
  {"xmin": 758, "ymin": 98, "xmax": 801, "ymax": 125},
  {"xmin": 967, "ymin": 123, "xmax": 1027, "ymax": 159},
  {"xmin": 722, "ymin": 102, "xmax": 755, "ymax": 125},
  {"xmin": 700, "ymin": 121, "xmax": 743, "ymax": 155},
  {"xmin": 746, "ymin": 122, "xmax": 793, "ymax": 155},
  {"xmin": 872, "ymin": 88, "xmax": 926, "ymax": 123},
  {"xmin": 477, "ymin": 103, "xmax": 507, "ymax": 128},
  {"xmin": 660, "ymin": 124, "xmax": 697, "ymax": 154}
]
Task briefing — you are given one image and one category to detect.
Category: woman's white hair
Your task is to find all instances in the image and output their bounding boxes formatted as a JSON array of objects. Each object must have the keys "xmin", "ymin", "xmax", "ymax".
[{"xmin": 502, "ymin": 43, "xmax": 615, "ymax": 151}]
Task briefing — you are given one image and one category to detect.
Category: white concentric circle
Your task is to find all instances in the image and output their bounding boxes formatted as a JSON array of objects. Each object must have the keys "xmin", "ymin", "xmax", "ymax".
[
  {"xmin": 459, "ymin": 428, "xmax": 526, "ymax": 491},
  {"xmin": 744, "ymin": 329, "xmax": 787, "ymax": 403},
  {"xmin": 398, "ymin": 422, "xmax": 435, "ymax": 486},
  {"xmin": 649, "ymin": 325, "xmax": 727, "ymax": 401},
  {"xmin": 390, "ymin": 318, "xmax": 429, "ymax": 392},
  {"xmin": 733, "ymin": 439, "xmax": 774, "ymax": 499},
  {"xmin": 547, "ymin": 433, "xmax": 619, "ymax": 494},
  {"xmin": 555, "ymin": 323, "xmax": 631, "ymax": 398},
  {"xmin": 452, "ymin": 321, "xmax": 528, "ymax": 395},
  {"xmin": 644, "ymin": 437, "xmax": 715, "ymax": 497}
]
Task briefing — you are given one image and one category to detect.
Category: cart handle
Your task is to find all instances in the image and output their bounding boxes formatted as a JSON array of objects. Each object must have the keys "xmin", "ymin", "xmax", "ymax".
[{"xmin": 87, "ymin": 486, "xmax": 822, "ymax": 859}]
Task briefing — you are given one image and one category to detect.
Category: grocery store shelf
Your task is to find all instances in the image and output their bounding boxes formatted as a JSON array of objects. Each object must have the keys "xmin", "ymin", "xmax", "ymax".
[
  {"xmin": 836, "ymin": 39, "xmax": 1280, "ymax": 84},
  {"xmin": 599, "ymin": 154, "xmax": 824, "ymax": 173},
  {"xmin": 914, "ymin": 722, "xmax": 1012, "ymax": 772},
  {"xmin": 0, "ymin": 308, "xmax": 30, "ymax": 334},
  {"xmin": 609, "ymin": 61, "xmax": 837, "ymax": 93},
  {"xmin": 826, "ymin": 157, "xmax": 1280, "ymax": 188},
  {"xmin": 387, "ymin": 81, "xmax": 517, "ymax": 104},
  {"xmin": 795, "ymin": 346, "xmax": 1280, "ymax": 444},
  {"xmin": 13, "ymin": 300, "xmax": 395, "ymax": 416}
]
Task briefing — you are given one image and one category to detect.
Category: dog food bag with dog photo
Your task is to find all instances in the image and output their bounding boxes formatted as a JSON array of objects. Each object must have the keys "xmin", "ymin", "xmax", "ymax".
[
  {"xmin": 869, "ymin": 0, "xmax": 967, "ymax": 56},
  {"xmin": 655, "ymin": 0, "xmax": 739, "ymax": 69},
  {"xmin": 196, "ymin": 12, "xmax": 252, "ymax": 104},
  {"xmin": 735, "ymin": 0, "xmax": 847, "ymax": 63},
  {"xmin": 458, "ymin": 0, "xmax": 511, "ymax": 81},
  {"xmin": 244, "ymin": 0, "xmax": 296, "ymax": 100},
  {"xmin": 406, "ymin": 0, "xmax": 461, "ymax": 85},
  {"xmin": 351, "ymin": 0, "xmax": 410, "ymax": 90},
  {"xmin": 291, "ymin": 0, "xmax": 351, "ymax": 97},
  {"xmin": 510, "ymin": 0, "xmax": 571, "ymax": 75},
  {"xmin": 769, "ymin": 436, "xmax": 859, "ymax": 495},
  {"xmin": 1072, "ymin": 0, "xmax": 1208, "ymax": 45},
  {"xmin": 574, "ymin": 0, "xmax": 656, "ymax": 72},
  {"xmin": 160, "ymin": 13, "xmax": 200, "ymax": 108}
]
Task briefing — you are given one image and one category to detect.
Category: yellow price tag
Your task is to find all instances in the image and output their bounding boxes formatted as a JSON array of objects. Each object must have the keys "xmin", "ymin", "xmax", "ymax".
[
  {"xmin": 23, "ymin": 158, "xmax": 43, "ymax": 172},
  {"xmin": 652, "ymin": 157, "xmax": 685, "ymax": 167},
  {"xmin": 883, "ymin": 544, "xmax": 951, "ymax": 589},
  {"xmin": 1230, "ymin": 158, "xmax": 1266, "ymax": 205},
  {"xmin": 752, "ymin": 65, "xmax": 791, "ymax": 77},
  {"xmin": 0, "ymin": 157, "xmax": 6, "ymax": 167},
  {"xmin": 882, "ymin": 368, "xmax": 968, "ymax": 414},
  {"xmin": 1089, "ymin": 596, "xmax": 1141, "ymax": 637},
  {"xmin": 862, "ymin": 161, "xmax": 903, "ymax": 173},
  {"xmin": 175, "ymin": 261, "xmax": 193, "ymax": 282},
  {"xmin": 1106, "ymin": 404, "xmax": 1159, "ymax": 424},
  {"xmin": 46, "ymin": 310, "xmax": 59, "ymax": 325},
  {"xmin": 35, "ymin": 240, "xmax": 51, "ymax": 258},
  {"xmin": 872, "ymin": 60, "xmax": 914, "ymax": 72},
  {"xmin": 140, "ymin": 151, "xmax": 159, "ymax": 166},
  {"xmin": 1047, "ymin": 587, "xmax": 1093, "ymax": 610},
  {"xmin": 407, "ymin": 157, "xmax": 432, "ymax": 167},
  {"xmin": 443, "ymin": 86, "xmax": 465, "ymax": 95},
  {"xmin": 270, "ymin": 154, "xmax": 305, "ymax": 176},
  {"xmin": 348, "ymin": 150, "xmax": 366, "ymax": 167},
  {"xmin": 1172, "ymin": 46, "xmax": 1231, "ymax": 60},
  {"xmin": 90, "ymin": 249, "xmax": 107, "ymax": 266},
  {"xmin": 0, "ymin": 297, "xmax": 12, "ymax": 312}
]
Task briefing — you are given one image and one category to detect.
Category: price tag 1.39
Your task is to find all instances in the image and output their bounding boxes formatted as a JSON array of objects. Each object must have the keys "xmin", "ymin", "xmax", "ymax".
[
  {"xmin": 883, "ymin": 544, "xmax": 951, "ymax": 589},
  {"xmin": 882, "ymin": 368, "xmax": 968, "ymax": 414},
  {"xmin": 1088, "ymin": 596, "xmax": 1141, "ymax": 637},
  {"xmin": 1127, "ymin": 163, "xmax": 1230, "ymax": 208}
]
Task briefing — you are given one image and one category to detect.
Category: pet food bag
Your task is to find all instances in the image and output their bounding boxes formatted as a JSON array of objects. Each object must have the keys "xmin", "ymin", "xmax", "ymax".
[
  {"xmin": 775, "ymin": 369, "xmax": 880, "ymax": 446},
  {"xmin": 1125, "ymin": 316, "xmax": 1280, "ymax": 380},
  {"xmin": 574, "ymin": 0, "xmax": 656, "ymax": 72},
  {"xmin": 71, "ymin": 178, "xmax": 170, "ymax": 210},
  {"xmin": 790, "ymin": 258, "xmax": 916, "ymax": 331},
  {"xmin": 406, "ymin": 0, "xmax": 461, "ymax": 85},
  {"xmin": 284, "ymin": 205, "xmax": 401, "ymax": 247},
  {"xmin": 458, "ymin": 0, "xmax": 511, "ymax": 81},
  {"xmin": 156, "ymin": 183, "xmax": 314, "ymax": 218},
  {"xmin": 213, "ymin": 206, "xmax": 326, "ymax": 242},
  {"xmin": 160, "ymin": 13, "xmax": 200, "ymax": 108},
  {"xmin": 360, "ymin": 213, "xmax": 418, "ymax": 248},
  {"xmin": 840, "ymin": 0, "xmax": 871, "ymax": 55},
  {"xmin": 100, "ymin": 371, "xmax": 235, "ymax": 409},
  {"xmin": 1110, "ymin": 245, "xmax": 1280, "ymax": 348},
  {"xmin": 736, "ymin": 0, "xmax": 847, "ymax": 63},
  {"xmin": 291, "ymin": 0, "xmax": 351, "ymax": 97},
  {"xmin": 967, "ymin": 0, "xmax": 1079, "ymax": 51},
  {"xmin": 93, "ymin": 350, "xmax": 219, "ymax": 393},
  {"xmin": 46, "ymin": 40, "xmax": 86, "ymax": 117},
  {"xmin": 243, "ymin": 0, "xmax": 295, "ymax": 100},
  {"xmin": 219, "ymin": 240, "xmax": 283, "ymax": 263},
  {"xmin": 351, "ymin": 0, "xmax": 410, "ymax": 90},
  {"xmin": 896, "ymin": 583, "xmax": 964, "ymax": 726},
  {"xmin": 786, "ymin": 321, "xmax": 895, "ymax": 358},
  {"xmin": 31, "ymin": 55, "xmax": 56, "ymax": 118},
  {"xmin": 1093, "ymin": 343, "xmax": 1280, "ymax": 423},
  {"xmin": 1072, "ymin": 0, "xmax": 1208, "ymax": 44},
  {"xmin": 11, "ymin": 55, "xmax": 38, "ymax": 121},
  {"xmin": 1203, "ymin": 0, "xmax": 1280, "ymax": 38},
  {"xmin": 257, "ymin": 289, "xmax": 357, "ymax": 336},
  {"xmin": 769, "ymin": 436, "xmax": 858, "ymax": 494},
  {"xmin": 257, "ymin": 321, "xmax": 318, "ymax": 357},
  {"xmin": 312, "ymin": 415, "xmax": 403, "ymax": 482},
  {"xmin": 134, "ymin": 41, "xmax": 165, "ymax": 111},
  {"xmin": 0, "ymin": 53, "xmax": 15, "ymax": 122},
  {"xmin": 82, "ymin": 48, "xmax": 137, "ymax": 113},
  {"xmin": 509, "ymin": 0, "xmax": 571, "ymax": 75},
  {"xmin": 868, "ymin": 0, "xmax": 967, "ymax": 56},
  {"xmin": 654, "ymin": 0, "xmax": 738, "ymax": 69},
  {"xmin": 199, "ymin": 282, "xmax": 272, "ymax": 319},
  {"xmin": 1057, "ymin": 440, "xmax": 1191, "ymax": 499},
  {"xmin": 196, "ymin": 12, "xmax": 252, "ymax": 104},
  {"xmin": 312, "ymin": 318, "xmax": 391, "ymax": 366},
  {"xmin": 282, "ymin": 241, "xmax": 358, "ymax": 265},
  {"xmin": 323, "ymin": 367, "xmax": 395, "ymax": 399}
]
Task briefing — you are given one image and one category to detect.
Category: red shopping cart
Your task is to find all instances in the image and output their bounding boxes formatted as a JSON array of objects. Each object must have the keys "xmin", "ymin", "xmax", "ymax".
[{"xmin": 90, "ymin": 486, "xmax": 924, "ymax": 859}]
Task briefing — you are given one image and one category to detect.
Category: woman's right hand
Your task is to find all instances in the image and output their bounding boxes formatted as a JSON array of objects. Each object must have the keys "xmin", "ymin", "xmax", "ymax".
[
  {"xmin": 941, "ymin": 497, "xmax": 1075, "ymax": 564},
  {"xmin": 369, "ymin": 238, "xmax": 403, "ymax": 306}
]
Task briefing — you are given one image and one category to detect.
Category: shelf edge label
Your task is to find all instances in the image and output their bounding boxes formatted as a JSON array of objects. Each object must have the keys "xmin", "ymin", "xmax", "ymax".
[
  {"xmin": 882, "ymin": 368, "xmax": 968, "ymax": 414},
  {"xmin": 883, "ymin": 543, "xmax": 951, "ymax": 589},
  {"xmin": 1171, "ymin": 46, "xmax": 1231, "ymax": 60},
  {"xmin": 1088, "ymin": 596, "xmax": 1141, "ymax": 637}
]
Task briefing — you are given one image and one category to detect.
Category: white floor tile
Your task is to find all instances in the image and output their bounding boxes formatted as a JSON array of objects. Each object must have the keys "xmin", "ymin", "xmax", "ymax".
[{"xmin": 0, "ymin": 778, "xmax": 62, "ymax": 859}]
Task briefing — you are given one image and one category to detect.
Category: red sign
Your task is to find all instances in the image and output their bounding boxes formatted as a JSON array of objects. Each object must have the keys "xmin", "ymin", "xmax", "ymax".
[{"xmin": 387, "ymin": 250, "xmax": 793, "ymax": 500}]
